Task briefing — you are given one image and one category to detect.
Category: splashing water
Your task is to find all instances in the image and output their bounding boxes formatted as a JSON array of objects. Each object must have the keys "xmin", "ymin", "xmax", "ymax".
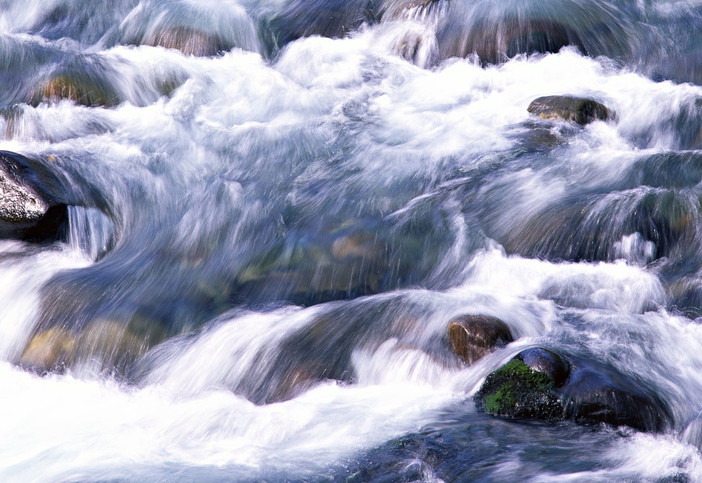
[{"xmin": 2, "ymin": 0, "xmax": 702, "ymax": 481}]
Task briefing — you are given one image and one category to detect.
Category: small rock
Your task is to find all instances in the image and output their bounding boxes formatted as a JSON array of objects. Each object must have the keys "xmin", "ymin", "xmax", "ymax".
[
  {"xmin": 527, "ymin": 95, "xmax": 612, "ymax": 125},
  {"xmin": 447, "ymin": 314, "xmax": 513, "ymax": 365},
  {"xmin": 0, "ymin": 151, "xmax": 68, "ymax": 242}
]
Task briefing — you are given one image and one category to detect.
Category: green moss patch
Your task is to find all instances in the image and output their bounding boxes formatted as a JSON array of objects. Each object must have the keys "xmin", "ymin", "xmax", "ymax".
[{"xmin": 476, "ymin": 359, "xmax": 565, "ymax": 421}]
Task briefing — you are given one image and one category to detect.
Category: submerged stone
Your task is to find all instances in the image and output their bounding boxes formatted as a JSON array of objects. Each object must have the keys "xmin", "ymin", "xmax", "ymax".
[
  {"xmin": 142, "ymin": 26, "xmax": 228, "ymax": 57},
  {"xmin": 475, "ymin": 348, "xmax": 671, "ymax": 432},
  {"xmin": 37, "ymin": 74, "xmax": 118, "ymax": 107},
  {"xmin": 447, "ymin": 314, "xmax": 513, "ymax": 365},
  {"xmin": 527, "ymin": 96, "xmax": 612, "ymax": 125},
  {"xmin": 0, "ymin": 151, "xmax": 68, "ymax": 242},
  {"xmin": 31, "ymin": 54, "xmax": 122, "ymax": 108},
  {"xmin": 19, "ymin": 311, "xmax": 168, "ymax": 374},
  {"xmin": 19, "ymin": 327, "xmax": 75, "ymax": 372}
]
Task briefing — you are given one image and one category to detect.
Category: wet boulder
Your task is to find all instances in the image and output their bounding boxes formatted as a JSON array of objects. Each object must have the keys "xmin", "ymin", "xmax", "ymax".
[
  {"xmin": 475, "ymin": 348, "xmax": 671, "ymax": 432},
  {"xmin": 382, "ymin": 0, "xmax": 447, "ymax": 21},
  {"xmin": 237, "ymin": 225, "xmax": 389, "ymax": 306},
  {"xmin": 476, "ymin": 358, "xmax": 565, "ymax": 421},
  {"xmin": 31, "ymin": 56, "xmax": 122, "ymax": 108},
  {"xmin": 18, "ymin": 327, "xmax": 75, "ymax": 372},
  {"xmin": 36, "ymin": 74, "xmax": 120, "ymax": 107},
  {"xmin": 117, "ymin": 1, "xmax": 259, "ymax": 57},
  {"xmin": 447, "ymin": 314, "xmax": 513, "ymax": 365},
  {"xmin": 0, "ymin": 151, "xmax": 68, "ymax": 242},
  {"xmin": 560, "ymin": 367, "xmax": 669, "ymax": 432},
  {"xmin": 270, "ymin": 0, "xmax": 378, "ymax": 47},
  {"xmin": 19, "ymin": 312, "xmax": 167, "ymax": 373},
  {"xmin": 141, "ymin": 26, "xmax": 228, "ymax": 57},
  {"xmin": 435, "ymin": 16, "xmax": 588, "ymax": 64},
  {"xmin": 495, "ymin": 187, "xmax": 697, "ymax": 264},
  {"xmin": 527, "ymin": 96, "xmax": 612, "ymax": 125}
]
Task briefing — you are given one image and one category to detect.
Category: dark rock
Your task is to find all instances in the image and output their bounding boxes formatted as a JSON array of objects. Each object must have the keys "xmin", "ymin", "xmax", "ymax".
[
  {"xmin": 488, "ymin": 185, "xmax": 698, "ymax": 268},
  {"xmin": 475, "ymin": 348, "xmax": 671, "ymax": 432},
  {"xmin": 0, "ymin": 151, "xmax": 68, "ymax": 242},
  {"xmin": 447, "ymin": 314, "xmax": 513, "ymax": 365},
  {"xmin": 271, "ymin": 0, "xmax": 378, "ymax": 47},
  {"xmin": 475, "ymin": 359, "xmax": 565, "ymax": 420},
  {"xmin": 560, "ymin": 368, "xmax": 670, "ymax": 432},
  {"xmin": 516, "ymin": 347, "xmax": 569, "ymax": 387},
  {"xmin": 527, "ymin": 96, "xmax": 612, "ymax": 125},
  {"xmin": 436, "ymin": 17, "xmax": 586, "ymax": 64}
]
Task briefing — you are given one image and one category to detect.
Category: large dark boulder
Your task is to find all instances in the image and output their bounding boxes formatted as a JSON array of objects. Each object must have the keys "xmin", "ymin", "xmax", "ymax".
[
  {"xmin": 527, "ymin": 96, "xmax": 612, "ymax": 125},
  {"xmin": 0, "ymin": 151, "xmax": 68, "ymax": 242},
  {"xmin": 270, "ymin": 0, "xmax": 378, "ymax": 47},
  {"xmin": 447, "ymin": 314, "xmax": 513, "ymax": 365},
  {"xmin": 475, "ymin": 348, "xmax": 671, "ymax": 432}
]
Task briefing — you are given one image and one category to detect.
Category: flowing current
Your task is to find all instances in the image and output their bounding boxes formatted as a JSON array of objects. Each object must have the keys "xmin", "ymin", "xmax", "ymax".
[{"xmin": 3, "ymin": 0, "xmax": 702, "ymax": 481}]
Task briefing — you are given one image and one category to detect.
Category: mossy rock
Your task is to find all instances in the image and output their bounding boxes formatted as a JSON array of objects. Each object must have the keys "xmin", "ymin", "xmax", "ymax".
[
  {"xmin": 516, "ymin": 347, "xmax": 570, "ymax": 387},
  {"xmin": 475, "ymin": 349, "xmax": 672, "ymax": 432},
  {"xmin": 527, "ymin": 95, "xmax": 612, "ymax": 125},
  {"xmin": 476, "ymin": 359, "xmax": 565, "ymax": 420}
]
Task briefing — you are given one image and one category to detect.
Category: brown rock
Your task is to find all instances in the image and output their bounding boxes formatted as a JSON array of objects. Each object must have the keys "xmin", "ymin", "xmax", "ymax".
[
  {"xmin": 143, "ymin": 26, "xmax": 227, "ymax": 57},
  {"xmin": 527, "ymin": 95, "xmax": 612, "ymax": 125},
  {"xmin": 19, "ymin": 327, "xmax": 75, "ymax": 371},
  {"xmin": 447, "ymin": 314, "xmax": 513, "ymax": 364},
  {"xmin": 331, "ymin": 231, "xmax": 384, "ymax": 260},
  {"xmin": 36, "ymin": 73, "xmax": 120, "ymax": 108}
]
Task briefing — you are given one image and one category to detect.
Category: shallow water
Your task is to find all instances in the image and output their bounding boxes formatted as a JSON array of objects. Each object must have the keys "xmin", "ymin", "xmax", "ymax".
[{"xmin": 3, "ymin": 0, "xmax": 702, "ymax": 481}]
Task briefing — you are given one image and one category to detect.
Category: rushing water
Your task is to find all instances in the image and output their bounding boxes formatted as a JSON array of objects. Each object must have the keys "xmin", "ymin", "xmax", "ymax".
[{"xmin": 2, "ymin": 0, "xmax": 702, "ymax": 481}]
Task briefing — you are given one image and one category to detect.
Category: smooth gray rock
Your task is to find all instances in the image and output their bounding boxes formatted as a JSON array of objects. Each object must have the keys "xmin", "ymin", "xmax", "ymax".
[{"xmin": 0, "ymin": 151, "xmax": 68, "ymax": 241}]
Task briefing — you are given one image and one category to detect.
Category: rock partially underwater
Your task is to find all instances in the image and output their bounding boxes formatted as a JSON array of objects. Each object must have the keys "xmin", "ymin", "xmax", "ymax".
[
  {"xmin": 447, "ymin": 314, "xmax": 513, "ymax": 365},
  {"xmin": 380, "ymin": 0, "xmax": 635, "ymax": 65},
  {"xmin": 527, "ymin": 96, "xmax": 613, "ymax": 125},
  {"xmin": 0, "ymin": 151, "xmax": 69, "ymax": 242},
  {"xmin": 475, "ymin": 348, "xmax": 671, "ymax": 432}
]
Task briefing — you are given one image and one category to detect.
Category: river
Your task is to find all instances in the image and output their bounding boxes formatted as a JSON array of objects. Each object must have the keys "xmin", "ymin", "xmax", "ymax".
[{"xmin": 2, "ymin": 0, "xmax": 702, "ymax": 481}]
